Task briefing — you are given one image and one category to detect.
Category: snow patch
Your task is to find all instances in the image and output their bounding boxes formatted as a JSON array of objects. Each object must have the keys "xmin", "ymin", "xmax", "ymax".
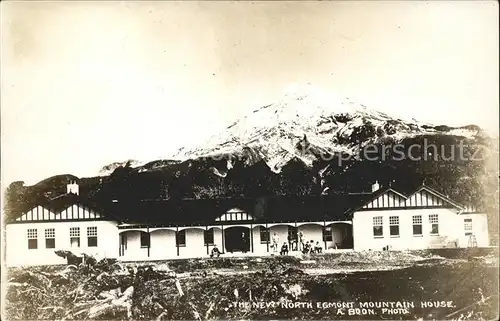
[{"xmin": 174, "ymin": 84, "xmax": 480, "ymax": 172}]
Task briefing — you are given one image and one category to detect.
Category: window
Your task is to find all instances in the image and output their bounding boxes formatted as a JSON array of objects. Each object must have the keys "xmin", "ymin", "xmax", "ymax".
[
  {"xmin": 45, "ymin": 228, "xmax": 56, "ymax": 249},
  {"xmin": 204, "ymin": 228, "xmax": 214, "ymax": 245},
  {"xmin": 288, "ymin": 226, "xmax": 298, "ymax": 241},
  {"xmin": 429, "ymin": 214, "xmax": 439, "ymax": 235},
  {"xmin": 412, "ymin": 215, "xmax": 423, "ymax": 236},
  {"xmin": 176, "ymin": 230, "xmax": 186, "ymax": 247},
  {"xmin": 70, "ymin": 227, "xmax": 80, "ymax": 248},
  {"xmin": 260, "ymin": 227, "xmax": 270, "ymax": 243},
  {"xmin": 322, "ymin": 226, "xmax": 333, "ymax": 242},
  {"xmin": 464, "ymin": 218, "xmax": 473, "ymax": 236},
  {"xmin": 412, "ymin": 215, "xmax": 422, "ymax": 236},
  {"xmin": 373, "ymin": 216, "xmax": 383, "ymax": 237},
  {"xmin": 27, "ymin": 229, "xmax": 38, "ymax": 249},
  {"xmin": 389, "ymin": 216, "xmax": 399, "ymax": 237},
  {"xmin": 87, "ymin": 226, "xmax": 98, "ymax": 247},
  {"xmin": 140, "ymin": 232, "xmax": 150, "ymax": 248}
]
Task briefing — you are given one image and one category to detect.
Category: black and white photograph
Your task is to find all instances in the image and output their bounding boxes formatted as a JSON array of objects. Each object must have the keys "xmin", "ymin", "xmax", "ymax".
[{"xmin": 1, "ymin": 1, "xmax": 499, "ymax": 320}]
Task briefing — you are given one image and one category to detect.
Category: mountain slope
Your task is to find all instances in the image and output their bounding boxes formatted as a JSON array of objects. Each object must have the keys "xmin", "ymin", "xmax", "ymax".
[{"xmin": 3, "ymin": 85, "xmax": 497, "ymax": 237}]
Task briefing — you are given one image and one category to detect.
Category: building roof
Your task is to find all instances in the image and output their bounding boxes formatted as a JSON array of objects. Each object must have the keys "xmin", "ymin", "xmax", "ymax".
[
  {"xmin": 10, "ymin": 193, "xmax": 122, "ymax": 223},
  {"xmin": 44, "ymin": 193, "xmax": 90, "ymax": 213},
  {"xmin": 104, "ymin": 193, "xmax": 373, "ymax": 226},
  {"xmin": 10, "ymin": 182, "xmax": 479, "ymax": 226},
  {"xmin": 353, "ymin": 183, "xmax": 471, "ymax": 213}
]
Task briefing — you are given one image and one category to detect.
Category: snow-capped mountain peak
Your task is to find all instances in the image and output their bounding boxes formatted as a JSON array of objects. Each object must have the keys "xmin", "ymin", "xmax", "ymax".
[{"xmin": 174, "ymin": 84, "xmax": 479, "ymax": 173}]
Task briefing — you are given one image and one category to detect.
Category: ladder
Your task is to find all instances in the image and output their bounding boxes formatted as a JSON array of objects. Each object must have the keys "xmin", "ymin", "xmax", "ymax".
[{"xmin": 467, "ymin": 234, "xmax": 478, "ymax": 248}]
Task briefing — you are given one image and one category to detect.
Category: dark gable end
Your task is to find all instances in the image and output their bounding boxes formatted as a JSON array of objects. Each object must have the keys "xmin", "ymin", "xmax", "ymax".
[
  {"xmin": 357, "ymin": 187, "xmax": 406, "ymax": 210},
  {"xmin": 355, "ymin": 184, "xmax": 466, "ymax": 212},
  {"xmin": 410, "ymin": 185, "xmax": 464, "ymax": 209},
  {"xmin": 10, "ymin": 193, "xmax": 120, "ymax": 223}
]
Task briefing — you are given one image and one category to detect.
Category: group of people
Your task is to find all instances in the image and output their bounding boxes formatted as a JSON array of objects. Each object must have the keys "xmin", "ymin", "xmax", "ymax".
[
  {"xmin": 301, "ymin": 240, "xmax": 323, "ymax": 254},
  {"xmin": 273, "ymin": 232, "xmax": 323, "ymax": 255},
  {"xmin": 209, "ymin": 231, "xmax": 325, "ymax": 258}
]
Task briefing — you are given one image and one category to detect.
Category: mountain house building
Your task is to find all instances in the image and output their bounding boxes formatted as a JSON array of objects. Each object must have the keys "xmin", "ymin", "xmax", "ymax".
[{"xmin": 4, "ymin": 180, "xmax": 489, "ymax": 267}]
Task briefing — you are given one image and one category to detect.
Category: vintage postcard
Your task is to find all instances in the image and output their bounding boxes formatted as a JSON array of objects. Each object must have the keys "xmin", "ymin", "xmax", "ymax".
[{"xmin": 1, "ymin": 1, "xmax": 499, "ymax": 320}]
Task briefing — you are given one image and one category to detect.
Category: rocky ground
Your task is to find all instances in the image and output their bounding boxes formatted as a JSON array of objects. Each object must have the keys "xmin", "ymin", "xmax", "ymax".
[{"xmin": 3, "ymin": 249, "xmax": 499, "ymax": 320}]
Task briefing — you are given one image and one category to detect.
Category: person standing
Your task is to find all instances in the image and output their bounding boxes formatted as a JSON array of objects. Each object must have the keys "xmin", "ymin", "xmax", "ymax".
[
  {"xmin": 298, "ymin": 231, "xmax": 304, "ymax": 252},
  {"xmin": 241, "ymin": 232, "xmax": 247, "ymax": 253},
  {"xmin": 272, "ymin": 232, "xmax": 279, "ymax": 253}
]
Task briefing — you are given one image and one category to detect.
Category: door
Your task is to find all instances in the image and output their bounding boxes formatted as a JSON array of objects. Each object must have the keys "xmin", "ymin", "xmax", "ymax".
[{"xmin": 224, "ymin": 227, "xmax": 250, "ymax": 253}]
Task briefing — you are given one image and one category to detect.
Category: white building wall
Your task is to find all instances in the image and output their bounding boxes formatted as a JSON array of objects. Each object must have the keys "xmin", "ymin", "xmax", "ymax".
[
  {"xmin": 120, "ymin": 230, "xmax": 148, "ymax": 260},
  {"xmin": 120, "ymin": 227, "xmax": 243, "ymax": 260},
  {"xmin": 298, "ymin": 224, "xmax": 323, "ymax": 245},
  {"xmin": 121, "ymin": 228, "xmax": 211, "ymax": 260},
  {"xmin": 269, "ymin": 225, "xmax": 289, "ymax": 252},
  {"xmin": 6, "ymin": 220, "xmax": 119, "ymax": 267},
  {"xmin": 178, "ymin": 228, "xmax": 206, "ymax": 257},
  {"xmin": 150, "ymin": 230, "xmax": 177, "ymax": 259},
  {"xmin": 246, "ymin": 224, "xmax": 329, "ymax": 252},
  {"xmin": 212, "ymin": 228, "xmax": 223, "ymax": 253},
  {"xmin": 457, "ymin": 214, "xmax": 489, "ymax": 247},
  {"xmin": 113, "ymin": 210, "xmax": 491, "ymax": 262},
  {"xmin": 352, "ymin": 208, "xmax": 488, "ymax": 251},
  {"xmin": 252, "ymin": 226, "xmax": 269, "ymax": 254},
  {"xmin": 201, "ymin": 228, "xmax": 224, "ymax": 255}
]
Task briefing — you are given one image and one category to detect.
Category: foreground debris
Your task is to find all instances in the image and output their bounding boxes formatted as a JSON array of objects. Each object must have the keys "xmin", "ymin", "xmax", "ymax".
[
  {"xmin": 5, "ymin": 254, "xmax": 181, "ymax": 320},
  {"xmin": 5, "ymin": 249, "xmax": 499, "ymax": 320}
]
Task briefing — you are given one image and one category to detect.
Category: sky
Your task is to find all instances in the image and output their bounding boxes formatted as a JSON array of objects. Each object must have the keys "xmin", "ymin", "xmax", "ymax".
[{"xmin": 1, "ymin": 0, "xmax": 499, "ymax": 186}]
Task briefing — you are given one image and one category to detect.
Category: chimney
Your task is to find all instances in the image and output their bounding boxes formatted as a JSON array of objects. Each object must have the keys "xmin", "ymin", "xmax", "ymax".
[
  {"xmin": 67, "ymin": 180, "xmax": 79, "ymax": 195},
  {"xmin": 371, "ymin": 181, "xmax": 380, "ymax": 193}
]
